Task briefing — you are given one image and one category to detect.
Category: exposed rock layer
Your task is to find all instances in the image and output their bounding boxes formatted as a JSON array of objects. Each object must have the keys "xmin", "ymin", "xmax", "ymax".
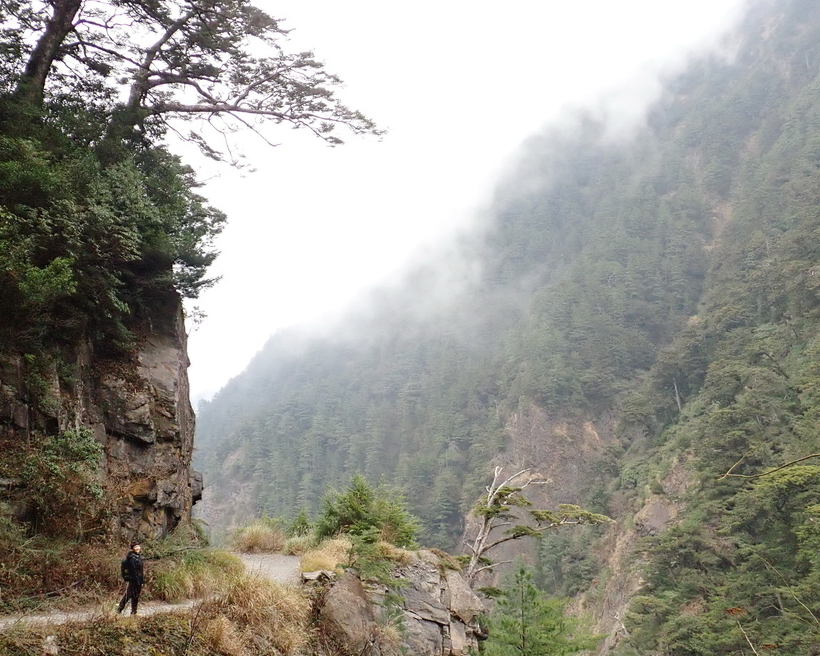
[
  {"xmin": 318, "ymin": 550, "xmax": 486, "ymax": 656},
  {"xmin": 0, "ymin": 291, "xmax": 199, "ymax": 540}
]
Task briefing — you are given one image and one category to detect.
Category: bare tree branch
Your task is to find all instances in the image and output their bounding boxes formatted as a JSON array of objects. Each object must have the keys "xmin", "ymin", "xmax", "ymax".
[{"xmin": 719, "ymin": 454, "xmax": 820, "ymax": 480}]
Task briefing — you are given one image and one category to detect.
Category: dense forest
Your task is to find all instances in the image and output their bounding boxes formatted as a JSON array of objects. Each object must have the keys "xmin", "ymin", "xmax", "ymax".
[{"xmin": 195, "ymin": 0, "xmax": 820, "ymax": 653}]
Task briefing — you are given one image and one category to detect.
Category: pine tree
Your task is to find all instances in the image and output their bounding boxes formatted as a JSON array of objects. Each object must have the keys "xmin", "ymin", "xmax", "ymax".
[{"xmin": 484, "ymin": 565, "xmax": 600, "ymax": 656}]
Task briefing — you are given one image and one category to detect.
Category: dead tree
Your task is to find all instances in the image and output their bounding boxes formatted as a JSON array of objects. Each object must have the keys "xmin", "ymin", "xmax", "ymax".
[{"xmin": 462, "ymin": 466, "xmax": 611, "ymax": 586}]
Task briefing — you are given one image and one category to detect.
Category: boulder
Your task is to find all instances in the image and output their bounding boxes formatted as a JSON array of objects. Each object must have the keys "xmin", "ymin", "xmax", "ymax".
[{"xmin": 319, "ymin": 550, "xmax": 485, "ymax": 656}]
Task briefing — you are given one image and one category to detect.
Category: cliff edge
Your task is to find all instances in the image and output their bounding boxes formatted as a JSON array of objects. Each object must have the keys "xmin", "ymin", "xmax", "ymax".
[{"xmin": 0, "ymin": 290, "xmax": 200, "ymax": 540}]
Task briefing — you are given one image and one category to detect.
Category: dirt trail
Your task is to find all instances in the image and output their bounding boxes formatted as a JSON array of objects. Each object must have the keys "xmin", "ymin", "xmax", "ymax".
[
  {"xmin": 0, "ymin": 552, "xmax": 301, "ymax": 632},
  {"xmin": 238, "ymin": 552, "xmax": 301, "ymax": 585}
]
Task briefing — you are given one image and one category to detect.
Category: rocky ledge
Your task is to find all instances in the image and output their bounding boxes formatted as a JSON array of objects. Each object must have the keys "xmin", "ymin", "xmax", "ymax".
[{"xmin": 317, "ymin": 549, "xmax": 486, "ymax": 656}]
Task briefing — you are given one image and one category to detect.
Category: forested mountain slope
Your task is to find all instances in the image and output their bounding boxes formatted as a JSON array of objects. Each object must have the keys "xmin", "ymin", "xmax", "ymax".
[{"xmin": 195, "ymin": 1, "xmax": 820, "ymax": 652}]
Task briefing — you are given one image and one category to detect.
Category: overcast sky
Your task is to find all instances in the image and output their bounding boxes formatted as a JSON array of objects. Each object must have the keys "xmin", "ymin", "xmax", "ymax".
[{"xmin": 184, "ymin": 0, "xmax": 751, "ymax": 403}]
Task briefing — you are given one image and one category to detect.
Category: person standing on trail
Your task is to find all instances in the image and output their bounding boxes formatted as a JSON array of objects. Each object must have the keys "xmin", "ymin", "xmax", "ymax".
[{"xmin": 118, "ymin": 542, "xmax": 145, "ymax": 615}]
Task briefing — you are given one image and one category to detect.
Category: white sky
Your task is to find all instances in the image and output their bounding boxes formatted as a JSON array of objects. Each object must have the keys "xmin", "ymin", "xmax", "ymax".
[{"xmin": 185, "ymin": 0, "xmax": 750, "ymax": 403}]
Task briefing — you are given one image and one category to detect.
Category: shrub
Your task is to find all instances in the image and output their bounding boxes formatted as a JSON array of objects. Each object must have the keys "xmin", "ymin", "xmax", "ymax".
[
  {"xmin": 287, "ymin": 509, "xmax": 312, "ymax": 537},
  {"xmin": 18, "ymin": 426, "xmax": 105, "ymax": 537},
  {"xmin": 231, "ymin": 518, "xmax": 286, "ymax": 553},
  {"xmin": 315, "ymin": 474, "xmax": 419, "ymax": 548}
]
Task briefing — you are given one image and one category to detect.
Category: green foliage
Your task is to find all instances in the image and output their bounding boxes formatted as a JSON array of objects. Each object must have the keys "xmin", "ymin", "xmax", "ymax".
[
  {"xmin": 529, "ymin": 504, "xmax": 611, "ymax": 527},
  {"xmin": 0, "ymin": 99, "xmax": 224, "ymax": 356},
  {"xmin": 315, "ymin": 474, "xmax": 419, "ymax": 548},
  {"xmin": 483, "ymin": 565, "xmax": 601, "ymax": 656},
  {"xmin": 287, "ymin": 509, "xmax": 313, "ymax": 537},
  {"xmin": 18, "ymin": 426, "xmax": 105, "ymax": 537},
  {"xmin": 4, "ymin": 0, "xmax": 381, "ymax": 161}
]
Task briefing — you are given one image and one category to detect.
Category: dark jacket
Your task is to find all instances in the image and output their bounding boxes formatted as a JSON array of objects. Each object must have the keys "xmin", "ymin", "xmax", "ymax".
[{"xmin": 121, "ymin": 551, "xmax": 144, "ymax": 585}]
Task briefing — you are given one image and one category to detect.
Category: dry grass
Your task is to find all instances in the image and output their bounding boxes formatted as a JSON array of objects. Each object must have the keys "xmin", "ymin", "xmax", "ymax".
[
  {"xmin": 0, "ymin": 576, "xmax": 313, "ymax": 656},
  {"xmin": 371, "ymin": 622, "xmax": 403, "ymax": 653},
  {"xmin": 428, "ymin": 547, "xmax": 463, "ymax": 570},
  {"xmin": 151, "ymin": 549, "xmax": 244, "ymax": 602},
  {"xmin": 201, "ymin": 574, "xmax": 312, "ymax": 655},
  {"xmin": 300, "ymin": 536, "xmax": 352, "ymax": 573},
  {"xmin": 200, "ymin": 615, "xmax": 245, "ymax": 656},
  {"xmin": 231, "ymin": 521, "xmax": 286, "ymax": 553},
  {"xmin": 283, "ymin": 533, "xmax": 316, "ymax": 556},
  {"xmin": 373, "ymin": 541, "xmax": 415, "ymax": 565},
  {"xmin": 0, "ymin": 614, "xmax": 198, "ymax": 656}
]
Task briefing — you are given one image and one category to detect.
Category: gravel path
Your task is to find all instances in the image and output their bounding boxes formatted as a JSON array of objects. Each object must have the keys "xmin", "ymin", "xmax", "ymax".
[
  {"xmin": 237, "ymin": 552, "xmax": 301, "ymax": 585},
  {"xmin": 0, "ymin": 599, "xmax": 200, "ymax": 631},
  {"xmin": 0, "ymin": 552, "xmax": 302, "ymax": 632}
]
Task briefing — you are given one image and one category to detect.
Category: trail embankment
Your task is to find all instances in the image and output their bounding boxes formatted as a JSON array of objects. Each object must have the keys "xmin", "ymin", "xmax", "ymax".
[{"xmin": 0, "ymin": 552, "xmax": 301, "ymax": 631}]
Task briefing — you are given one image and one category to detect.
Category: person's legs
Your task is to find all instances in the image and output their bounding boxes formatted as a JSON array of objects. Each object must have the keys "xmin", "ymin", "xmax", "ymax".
[
  {"xmin": 118, "ymin": 581, "xmax": 139, "ymax": 614},
  {"xmin": 129, "ymin": 581, "xmax": 142, "ymax": 614}
]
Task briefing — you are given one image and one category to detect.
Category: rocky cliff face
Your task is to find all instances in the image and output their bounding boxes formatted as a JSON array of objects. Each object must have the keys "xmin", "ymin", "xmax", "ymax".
[
  {"xmin": 317, "ymin": 550, "xmax": 486, "ymax": 656},
  {"xmin": 0, "ymin": 291, "xmax": 200, "ymax": 541}
]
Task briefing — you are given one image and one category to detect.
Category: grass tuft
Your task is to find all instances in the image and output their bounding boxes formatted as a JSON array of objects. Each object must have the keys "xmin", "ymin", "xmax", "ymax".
[
  {"xmin": 203, "ymin": 574, "xmax": 311, "ymax": 654},
  {"xmin": 201, "ymin": 615, "xmax": 245, "ymax": 656},
  {"xmin": 151, "ymin": 549, "xmax": 244, "ymax": 602},
  {"xmin": 374, "ymin": 540, "xmax": 415, "ymax": 564},
  {"xmin": 231, "ymin": 520, "xmax": 286, "ymax": 553},
  {"xmin": 300, "ymin": 536, "xmax": 352, "ymax": 573},
  {"xmin": 283, "ymin": 533, "xmax": 317, "ymax": 556}
]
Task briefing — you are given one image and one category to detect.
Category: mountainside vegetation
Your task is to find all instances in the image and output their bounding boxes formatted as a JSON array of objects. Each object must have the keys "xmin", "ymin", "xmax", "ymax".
[{"xmin": 195, "ymin": 0, "xmax": 820, "ymax": 652}]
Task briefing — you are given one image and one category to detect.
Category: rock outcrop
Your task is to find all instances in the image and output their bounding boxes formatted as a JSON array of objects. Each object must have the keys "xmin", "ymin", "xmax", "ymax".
[
  {"xmin": 318, "ymin": 550, "xmax": 486, "ymax": 656},
  {"xmin": 0, "ymin": 291, "xmax": 199, "ymax": 540}
]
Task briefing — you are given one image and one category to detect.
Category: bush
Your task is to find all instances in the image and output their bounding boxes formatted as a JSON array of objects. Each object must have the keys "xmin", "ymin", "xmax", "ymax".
[
  {"xmin": 0, "ymin": 534, "xmax": 123, "ymax": 613},
  {"xmin": 18, "ymin": 426, "xmax": 105, "ymax": 537},
  {"xmin": 151, "ymin": 549, "xmax": 244, "ymax": 602},
  {"xmin": 231, "ymin": 518, "xmax": 286, "ymax": 553},
  {"xmin": 287, "ymin": 509, "xmax": 312, "ymax": 537},
  {"xmin": 315, "ymin": 474, "xmax": 419, "ymax": 548}
]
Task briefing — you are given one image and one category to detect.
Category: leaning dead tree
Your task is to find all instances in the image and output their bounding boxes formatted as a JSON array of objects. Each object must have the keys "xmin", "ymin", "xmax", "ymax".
[{"xmin": 462, "ymin": 466, "xmax": 611, "ymax": 586}]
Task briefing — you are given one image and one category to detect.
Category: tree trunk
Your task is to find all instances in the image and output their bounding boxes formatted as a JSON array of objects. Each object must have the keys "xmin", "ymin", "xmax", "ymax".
[
  {"xmin": 672, "ymin": 377, "xmax": 682, "ymax": 413},
  {"xmin": 14, "ymin": 0, "xmax": 83, "ymax": 106}
]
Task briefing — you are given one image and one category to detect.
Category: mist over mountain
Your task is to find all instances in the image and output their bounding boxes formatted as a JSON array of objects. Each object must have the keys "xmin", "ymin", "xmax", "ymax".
[{"xmin": 195, "ymin": 1, "xmax": 820, "ymax": 652}]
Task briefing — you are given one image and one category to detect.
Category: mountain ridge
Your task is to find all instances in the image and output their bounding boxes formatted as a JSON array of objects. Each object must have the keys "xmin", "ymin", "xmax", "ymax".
[{"xmin": 196, "ymin": 1, "xmax": 820, "ymax": 652}]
